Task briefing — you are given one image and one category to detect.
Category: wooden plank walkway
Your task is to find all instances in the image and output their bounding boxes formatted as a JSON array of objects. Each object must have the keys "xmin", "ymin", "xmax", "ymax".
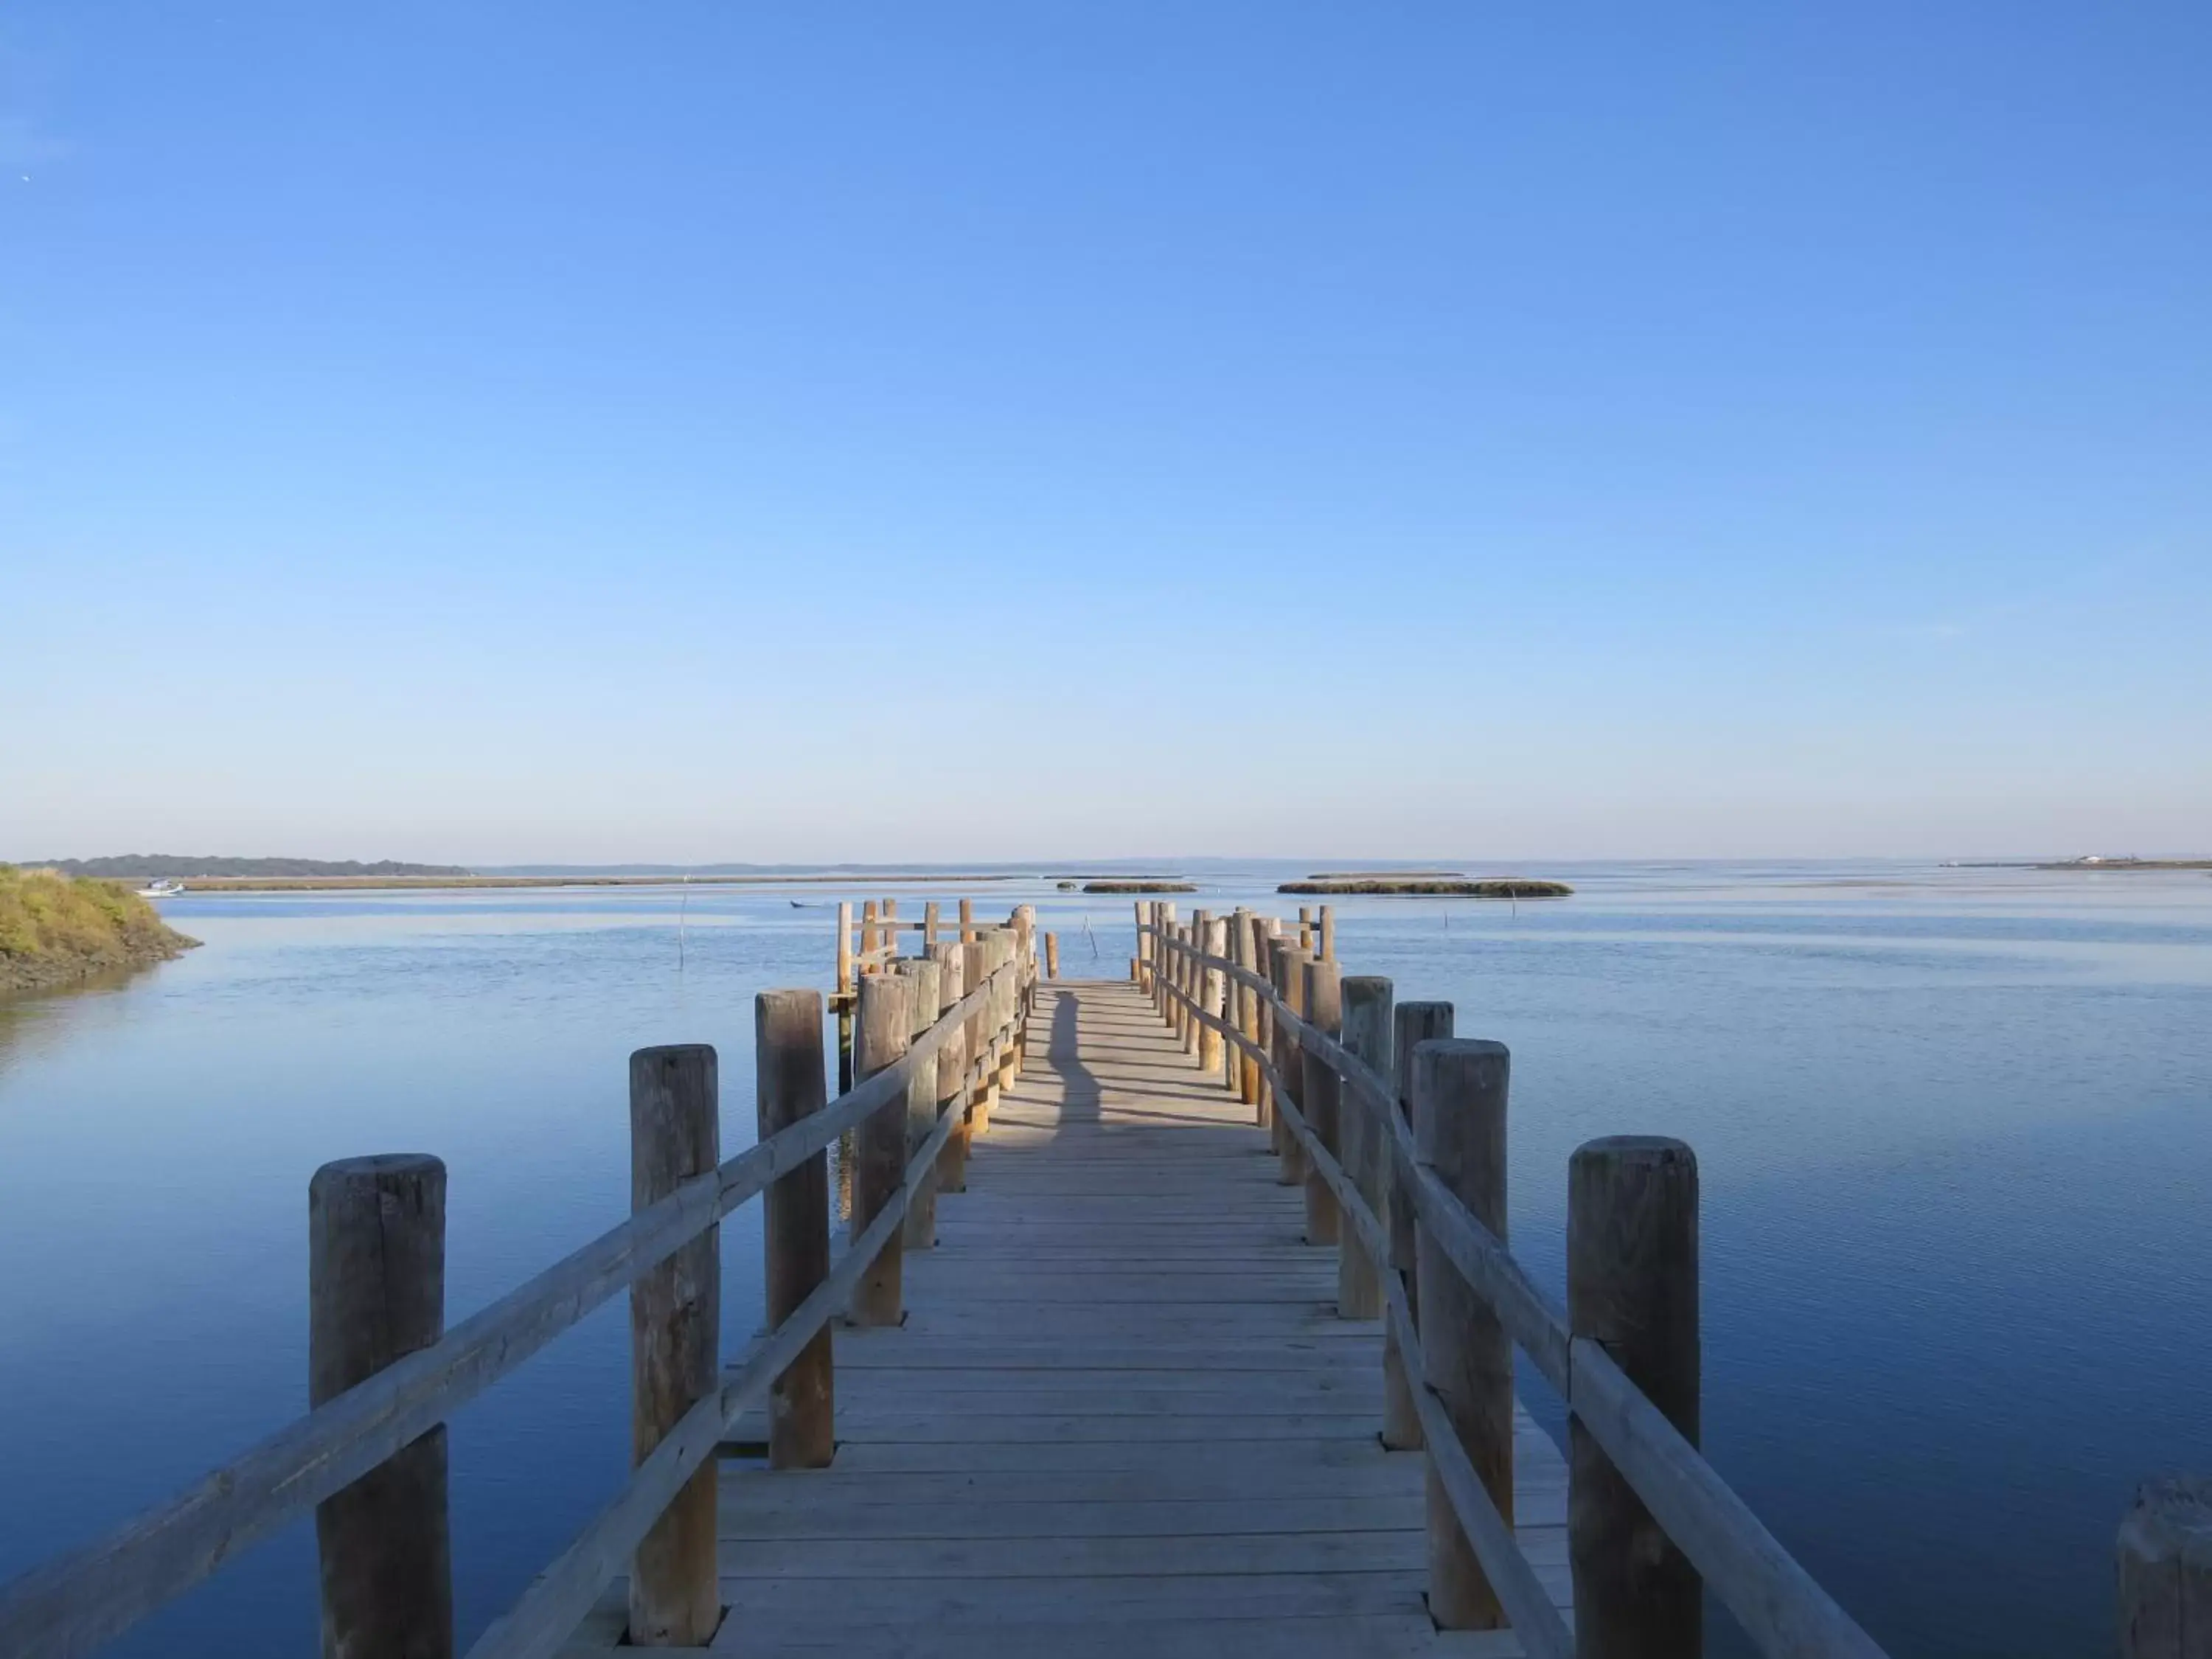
[{"xmin": 568, "ymin": 978, "xmax": 1569, "ymax": 1657}]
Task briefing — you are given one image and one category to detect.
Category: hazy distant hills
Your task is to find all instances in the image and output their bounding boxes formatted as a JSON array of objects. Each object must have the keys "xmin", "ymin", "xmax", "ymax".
[{"xmin": 35, "ymin": 855, "xmax": 473, "ymax": 879}]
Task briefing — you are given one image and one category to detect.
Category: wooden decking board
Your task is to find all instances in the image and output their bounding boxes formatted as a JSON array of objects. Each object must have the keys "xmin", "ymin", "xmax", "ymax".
[
  {"xmin": 576, "ymin": 979, "xmax": 1571, "ymax": 1656},
  {"xmin": 717, "ymin": 1493, "xmax": 1430, "ymax": 1537}
]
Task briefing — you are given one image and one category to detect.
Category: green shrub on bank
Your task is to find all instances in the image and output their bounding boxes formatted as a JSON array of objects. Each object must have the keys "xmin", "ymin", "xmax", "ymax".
[
  {"xmin": 0, "ymin": 866, "xmax": 199, "ymax": 988},
  {"xmin": 1276, "ymin": 878, "xmax": 1573, "ymax": 897}
]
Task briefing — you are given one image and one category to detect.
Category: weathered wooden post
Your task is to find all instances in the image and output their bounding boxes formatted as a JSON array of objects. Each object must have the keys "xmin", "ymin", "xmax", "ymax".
[
  {"xmin": 1385, "ymin": 1002, "xmax": 1453, "ymax": 1452},
  {"xmin": 898, "ymin": 958, "xmax": 942, "ymax": 1249},
  {"xmin": 1265, "ymin": 936, "xmax": 1291, "ymax": 1157},
  {"xmin": 627, "ymin": 1046, "xmax": 721, "ymax": 1645},
  {"xmin": 1158, "ymin": 902, "xmax": 1172, "ymax": 1015},
  {"xmin": 977, "ymin": 932, "xmax": 1007, "ymax": 1131},
  {"xmin": 1184, "ymin": 911, "xmax": 1210, "ymax": 1057},
  {"xmin": 1164, "ymin": 904, "xmax": 1183, "ymax": 1028},
  {"xmin": 1011, "ymin": 905, "xmax": 1037, "ymax": 1058},
  {"xmin": 1147, "ymin": 902, "xmax": 1166, "ymax": 1014},
  {"xmin": 1187, "ymin": 919, "xmax": 1204, "ymax": 1056},
  {"xmin": 1251, "ymin": 920, "xmax": 1276, "ymax": 1127},
  {"xmin": 835, "ymin": 902, "xmax": 855, "ymax": 1094},
  {"xmin": 1183, "ymin": 919, "xmax": 1200, "ymax": 1051},
  {"xmin": 923, "ymin": 900, "xmax": 940, "ymax": 950},
  {"xmin": 1165, "ymin": 916, "xmax": 1185, "ymax": 1040},
  {"xmin": 962, "ymin": 937, "xmax": 991, "ymax": 1134},
  {"xmin": 959, "ymin": 897, "xmax": 975, "ymax": 943},
  {"xmin": 2119, "ymin": 1479, "xmax": 2212, "ymax": 1658},
  {"xmin": 1137, "ymin": 902, "xmax": 1152, "ymax": 995},
  {"xmin": 1301, "ymin": 957, "xmax": 1343, "ymax": 1248},
  {"xmin": 1318, "ymin": 904, "xmax": 1335, "ymax": 961},
  {"xmin": 1298, "ymin": 906, "xmax": 1313, "ymax": 950},
  {"xmin": 931, "ymin": 942, "xmax": 969, "ymax": 1194},
  {"xmin": 883, "ymin": 898, "xmax": 900, "ymax": 964},
  {"xmin": 1159, "ymin": 911, "xmax": 1177, "ymax": 1026},
  {"xmin": 1231, "ymin": 908, "xmax": 1259, "ymax": 1107},
  {"xmin": 1413, "ymin": 1039, "xmax": 1512, "ymax": 1631},
  {"xmin": 1158, "ymin": 911, "xmax": 1177, "ymax": 1026},
  {"xmin": 860, "ymin": 899, "xmax": 880, "ymax": 970},
  {"xmin": 1338, "ymin": 975, "xmax": 1391, "ymax": 1320},
  {"xmin": 1219, "ymin": 916, "xmax": 1242, "ymax": 1094},
  {"xmin": 309, "ymin": 1154, "xmax": 453, "ymax": 1659},
  {"xmin": 1271, "ymin": 942, "xmax": 1311, "ymax": 1187},
  {"xmin": 1568, "ymin": 1135, "xmax": 1700, "ymax": 1658},
  {"xmin": 1045, "ymin": 931, "xmax": 1060, "ymax": 979},
  {"xmin": 1166, "ymin": 904, "xmax": 1182, "ymax": 1025},
  {"xmin": 757, "ymin": 991, "xmax": 832, "ymax": 1470},
  {"xmin": 1198, "ymin": 916, "xmax": 1225, "ymax": 1077},
  {"xmin": 850, "ymin": 976, "xmax": 910, "ymax": 1327},
  {"xmin": 992, "ymin": 930, "xmax": 1020, "ymax": 1094},
  {"xmin": 1224, "ymin": 910, "xmax": 1245, "ymax": 1098}
]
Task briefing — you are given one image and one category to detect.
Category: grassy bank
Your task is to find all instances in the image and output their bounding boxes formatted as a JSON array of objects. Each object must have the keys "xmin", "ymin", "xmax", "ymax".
[
  {"xmin": 0, "ymin": 869, "xmax": 200, "ymax": 992},
  {"xmin": 1082, "ymin": 880, "xmax": 1197, "ymax": 894},
  {"xmin": 1306, "ymin": 869, "xmax": 1466, "ymax": 879},
  {"xmin": 1279, "ymin": 877, "xmax": 1573, "ymax": 897}
]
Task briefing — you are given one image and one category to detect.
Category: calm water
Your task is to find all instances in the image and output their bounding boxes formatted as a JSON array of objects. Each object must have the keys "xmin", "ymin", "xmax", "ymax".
[{"xmin": 1, "ymin": 863, "xmax": 2207, "ymax": 1657}]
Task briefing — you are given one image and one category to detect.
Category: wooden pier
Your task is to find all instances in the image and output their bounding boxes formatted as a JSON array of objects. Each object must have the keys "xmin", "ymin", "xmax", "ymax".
[
  {"xmin": 567, "ymin": 975, "xmax": 1571, "ymax": 1657},
  {"xmin": 4, "ymin": 897, "xmax": 2202, "ymax": 1659}
]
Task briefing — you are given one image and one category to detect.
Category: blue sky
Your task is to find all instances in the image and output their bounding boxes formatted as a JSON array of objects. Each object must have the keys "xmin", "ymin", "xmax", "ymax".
[{"xmin": 4, "ymin": 4, "xmax": 2208, "ymax": 862}]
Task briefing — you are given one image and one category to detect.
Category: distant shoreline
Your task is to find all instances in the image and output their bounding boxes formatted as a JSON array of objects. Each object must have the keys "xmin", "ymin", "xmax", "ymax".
[
  {"xmin": 1944, "ymin": 860, "xmax": 2212, "ymax": 872},
  {"xmin": 148, "ymin": 872, "xmax": 1034, "ymax": 893},
  {"xmin": 2033, "ymin": 859, "xmax": 2212, "ymax": 872}
]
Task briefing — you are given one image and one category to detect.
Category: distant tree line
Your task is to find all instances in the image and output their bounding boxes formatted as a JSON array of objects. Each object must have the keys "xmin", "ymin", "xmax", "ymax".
[{"xmin": 35, "ymin": 855, "xmax": 473, "ymax": 879}]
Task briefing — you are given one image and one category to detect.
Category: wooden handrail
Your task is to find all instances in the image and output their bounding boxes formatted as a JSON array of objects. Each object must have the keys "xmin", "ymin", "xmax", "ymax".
[
  {"xmin": 1157, "ymin": 932, "xmax": 1572, "ymax": 1382},
  {"xmin": 1148, "ymin": 923, "xmax": 1889, "ymax": 1659},
  {"xmin": 467, "ymin": 997, "xmax": 1008, "ymax": 1659},
  {"xmin": 852, "ymin": 921, "xmax": 1010, "ymax": 946},
  {"xmin": 1568, "ymin": 1335, "xmax": 1886, "ymax": 1659},
  {"xmin": 1152, "ymin": 968, "xmax": 1571, "ymax": 1659},
  {"xmin": 852, "ymin": 922, "xmax": 1012, "ymax": 970},
  {"xmin": 1269, "ymin": 1051, "xmax": 1571, "ymax": 1659},
  {"xmin": 0, "ymin": 954, "xmax": 1023, "ymax": 1659}
]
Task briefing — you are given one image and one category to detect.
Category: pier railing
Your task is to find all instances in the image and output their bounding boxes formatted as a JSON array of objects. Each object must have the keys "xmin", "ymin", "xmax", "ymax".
[
  {"xmin": 1140, "ymin": 900, "xmax": 1887, "ymax": 1659},
  {"xmin": 0, "ymin": 904, "xmax": 1040, "ymax": 1659}
]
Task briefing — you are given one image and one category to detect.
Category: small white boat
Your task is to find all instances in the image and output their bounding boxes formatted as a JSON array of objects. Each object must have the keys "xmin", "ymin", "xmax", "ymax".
[{"xmin": 135, "ymin": 879, "xmax": 185, "ymax": 899}]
